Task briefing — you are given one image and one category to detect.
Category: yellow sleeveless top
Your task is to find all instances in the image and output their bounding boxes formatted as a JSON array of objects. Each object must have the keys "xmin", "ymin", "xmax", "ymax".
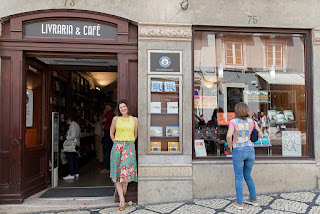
[{"xmin": 114, "ymin": 116, "xmax": 135, "ymax": 141}]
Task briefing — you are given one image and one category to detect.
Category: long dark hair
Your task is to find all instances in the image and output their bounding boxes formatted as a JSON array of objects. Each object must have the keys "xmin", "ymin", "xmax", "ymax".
[
  {"xmin": 234, "ymin": 102, "xmax": 249, "ymax": 120},
  {"xmin": 115, "ymin": 99, "xmax": 132, "ymax": 116}
]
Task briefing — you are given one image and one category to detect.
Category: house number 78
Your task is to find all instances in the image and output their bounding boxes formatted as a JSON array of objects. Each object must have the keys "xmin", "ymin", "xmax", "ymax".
[{"xmin": 248, "ymin": 15, "xmax": 258, "ymax": 24}]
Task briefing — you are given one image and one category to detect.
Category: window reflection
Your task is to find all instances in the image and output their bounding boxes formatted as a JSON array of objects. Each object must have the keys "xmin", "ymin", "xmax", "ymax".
[{"xmin": 194, "ymin": 31, "xmax": 307, "ymax": 158}]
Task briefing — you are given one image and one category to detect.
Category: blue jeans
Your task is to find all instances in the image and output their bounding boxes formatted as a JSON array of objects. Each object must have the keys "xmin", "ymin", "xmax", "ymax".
[{"xmin": 232, "ymin": 146, "xmax": 257, "ymax": 204}]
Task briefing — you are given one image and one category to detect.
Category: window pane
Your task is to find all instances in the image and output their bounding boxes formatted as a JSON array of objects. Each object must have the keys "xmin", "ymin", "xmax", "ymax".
[{"xmin": 194, "ymin": 31, "xmax": 307, "ymax": 158}]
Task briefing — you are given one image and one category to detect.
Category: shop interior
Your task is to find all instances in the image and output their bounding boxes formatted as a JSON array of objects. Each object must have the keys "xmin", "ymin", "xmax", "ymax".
[{"xmin": 25, "ymin": 54, "xmax": 118, "ymax": 188}]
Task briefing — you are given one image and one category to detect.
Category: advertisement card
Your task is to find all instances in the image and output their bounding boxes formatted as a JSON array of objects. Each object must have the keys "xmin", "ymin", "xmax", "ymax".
[
  {"xmin": 217, "ymin": 112, "xmax": 235, "ymax": 125},
  {"xmin": 151, "ymin": 102, "xmax": 161, "ymax": 113},
  {"xmin": 267, "ymin": 110, "xmax": 278, "ymax": 123},
  {"xmin": 150, "ymin": 141, "xmax": 161, "ymax": 152},
  {"xmin": 284, "ymin": 110, "xmax": 295, "ymax": 121},
  {"xmin": 151, "ymin": 81, "xmax": 163, "ymax": 92},
  {"xmin": 194, "ymin": 139, "xmax": 207, "ymax": 157},
  {"xmin": 282, "ymin": 131, "xmax": 302, "ymax": 156},
  {"xmin": 150, "ymin": 126, "xmax": 163, "ymax": 137},
  {"xmin": 168, "ymin": 142, "xmax": 179, "ymax": 151},
  {"xmin": 166, "ymin": 126, "xmax": 180, "ymax": 137},
  {"xmin": 164, "ymin": 81, "xmax": 176, "ymax": 92},
  {"xmin": 167, "ymin": 102, "xmax": 178, "ymax": 113}
]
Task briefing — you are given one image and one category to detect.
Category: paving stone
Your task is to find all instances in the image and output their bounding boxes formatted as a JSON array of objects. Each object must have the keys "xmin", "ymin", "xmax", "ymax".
[
  {"xmin": 270, "ymin": 199, "xmax": 309, "ymax": 213},
  {"xmin": 224, "ymin": 203, "xmax": 261, "ymax": 214},
  {"xmin": 315, "ymin": 195, "xmax": 320, "ymax": 205},
  {"xmin": 258, "ymin": 195, "xmax": 275, "ymax": 206},
  {"xmin": 194, "ymin": 198, "xmax": 230, "ymax": 209},
  {"xmin": 261, "ymin": 210, "xmax": 294, "ymax": 214},
  {"xmin": 144, "ymin": 202, "xmax": 184, "ymax": 213},
  {"xmin": 280, "ymin": 192, "xmax": 316, "ymax": 203},
  {"xmin": 309, "ymin": 206, "xmax": 320, "ymax": 214},
  {"xmin": 99, "ymin": 206, "xmax": 136, "ymax": 214},
  {"xmin": 130, "ymin": 209, "xmax": 159, "ymax": 214},
  {"xmin": 171, "ymin": 204, "xmax": 215, "ymax": 214},
  {"xmin": 57, "ymin": 211, "xmax": 91, "ymax": 214}
]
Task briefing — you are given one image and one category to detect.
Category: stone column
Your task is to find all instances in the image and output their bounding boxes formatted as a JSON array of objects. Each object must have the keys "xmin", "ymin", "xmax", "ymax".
[{"xmin": 137, "ymin": 23, "xmax": 193, "ymax": 204}]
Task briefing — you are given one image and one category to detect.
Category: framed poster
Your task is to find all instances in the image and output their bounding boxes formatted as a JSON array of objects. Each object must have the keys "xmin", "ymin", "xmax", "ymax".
[
  {"xmin": 148, "ymin": 50, "xmax": 182, "ymax": 74},
  {"xmin": 282, "ymin": 131, "xmax": 302, "ymax": 156}
]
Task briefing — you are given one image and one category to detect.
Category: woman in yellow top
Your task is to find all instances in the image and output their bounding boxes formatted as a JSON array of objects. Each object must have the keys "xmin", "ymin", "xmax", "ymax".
[{"xmin": 110, "ymin": 99, "xmax": 138, "ymax": 211}]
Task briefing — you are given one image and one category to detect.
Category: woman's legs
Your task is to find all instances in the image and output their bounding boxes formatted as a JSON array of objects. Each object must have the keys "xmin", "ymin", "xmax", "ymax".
[
  {"xmin": 122, "ymin": 182, "xmax": 128, "ymax": 196},
  {"xmin": 243, "ymin": 147, "xmax": 257, "ymax": 201},
  {"xmin": 232, "ymin": 147, "xmax": 245, "ymax": 205},
  {"xmin": 115, "ymin": 181, "xmax": 125, "ymax": 206}
]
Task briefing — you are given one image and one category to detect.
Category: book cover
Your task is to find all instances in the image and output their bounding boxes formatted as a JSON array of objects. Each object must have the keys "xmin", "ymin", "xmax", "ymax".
[
  {"xmin": 284, "ymin": 110, "xmax": 295, "ymax": 121},
  {"xmin": 150, "ymin": 141, "xmax": 161, "ymax": 152},
  {"xmin": 167, "ymin": 102, "xmax": 178, "ymax": 113},
  {"xmin": 151, "ymin": 81, "xmax": 163, "ymax": 92},
  {"xmin": 277, "ymin": 111, "xmax": 287, "ymax": 123},
  {"xmin": 166, "ymin": 126, "xmax": 180, "ymax": 137},
  {"xmin": 168, "ymin": 142, "xmax": 179, "ymax": 151},
  {"xmin": 151, "ymin": 102, "xmax": 161, "ymax": 113},
  {"xmin": 164, "ymin": 81, "xmax": 176, "ymax": 92},
  {"xmin": 150, "ymin": 126, "xmax": 163, "ymax": 137},
  {"xmin": 194, "ymin": 139, "xmax": 207, "ymax": 157},
  {"xmin": 267, "ymin": 110, "xmax": 278, "ymax": 122}
]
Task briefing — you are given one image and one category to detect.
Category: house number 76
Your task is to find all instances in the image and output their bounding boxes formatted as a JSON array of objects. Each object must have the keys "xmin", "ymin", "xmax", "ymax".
[
  {"xmin": 248, "ymin": 15, "xmax": 258, "ymax": 24},
  {"xmin": 65, "ymin": 0, "xmax": 75, "ymax": 6}
]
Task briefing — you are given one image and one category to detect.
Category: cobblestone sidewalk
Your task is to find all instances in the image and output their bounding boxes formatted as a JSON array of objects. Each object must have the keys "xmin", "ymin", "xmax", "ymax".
[{"xmin": 7, "ymin": 190, "xmax": 320, "ymax": 214}]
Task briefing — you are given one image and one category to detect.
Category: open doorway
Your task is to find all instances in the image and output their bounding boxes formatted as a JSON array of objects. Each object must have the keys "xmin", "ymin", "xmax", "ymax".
[{"xmin": 25, "ymin": 54, "xmax": 118, "ymax": 190}]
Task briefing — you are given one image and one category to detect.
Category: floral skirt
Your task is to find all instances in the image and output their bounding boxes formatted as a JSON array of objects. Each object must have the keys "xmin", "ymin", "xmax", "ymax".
[{"xmin": 110, "ymin": 140, "xmax": 138, "ymax": 183}]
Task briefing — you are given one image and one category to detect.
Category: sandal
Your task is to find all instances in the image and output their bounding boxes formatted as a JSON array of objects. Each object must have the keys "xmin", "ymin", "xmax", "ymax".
[
  {"xmin": 119, "ymin": 200, "xmax": 125, "ymax": 211},
  {"xmin": 233, "ymin": 202, "xmax": 244, "ymax": 210},
  {"xmin": 244, "ymin": 198, "xmax": 259, "ymax": 206}
]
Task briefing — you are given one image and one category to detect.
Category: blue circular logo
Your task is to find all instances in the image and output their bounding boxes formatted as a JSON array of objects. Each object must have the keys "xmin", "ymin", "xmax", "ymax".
[{"xmin": 159, "ymin": 56, "xmax": 171, "ymax": 68}]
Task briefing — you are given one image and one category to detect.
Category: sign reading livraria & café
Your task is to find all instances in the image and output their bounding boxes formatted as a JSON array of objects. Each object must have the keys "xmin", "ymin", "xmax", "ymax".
[{"xmin": 23, "ymin": 20, "xmax": 118, "ymax": 39}]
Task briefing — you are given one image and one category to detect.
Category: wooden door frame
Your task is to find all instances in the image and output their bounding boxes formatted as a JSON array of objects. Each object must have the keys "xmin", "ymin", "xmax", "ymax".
[{"xmin": 0, "ymin": 9, "xmax": 138, "ymax": 204}]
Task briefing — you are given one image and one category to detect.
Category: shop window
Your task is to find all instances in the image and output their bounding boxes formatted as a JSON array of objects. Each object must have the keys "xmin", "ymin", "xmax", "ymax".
[
  {"xmin": 225, "ymin": 41, "xmax": 243, "ymax": 65},
  {"xmin": 194, "ymin": 30, "xmax": 309, "ymax": 158},
  {"xmin": 267, "ymin": 43, "xmax": 283, "ymax": 67}
]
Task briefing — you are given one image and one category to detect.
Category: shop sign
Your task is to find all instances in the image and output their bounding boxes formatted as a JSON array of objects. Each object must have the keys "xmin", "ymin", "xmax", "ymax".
[
  {"xmin": 23, "ymin": 20, "xmax": 118, "ymax": 39},
  {"xmin": 149, "ymin": 51, "xmax": 181, "ymax": 73},
  {"xmin": 26, "ymin": 89, "xmax": 33, "ymax": 127},
  {"xmin": 243, "ymin": 90, "xmax": 269, "ymax": 103},
  {"xmin": 282, "ymin": 131, "xmax": 302, "ymax": 156}
]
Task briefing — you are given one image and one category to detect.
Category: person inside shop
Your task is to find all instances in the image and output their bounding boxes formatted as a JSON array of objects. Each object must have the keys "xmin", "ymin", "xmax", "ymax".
[
  {"xmin": 226, "ymin": 102, "xmax": 263, "ymax": 210},
  {"xmin": 62, "ymin": 115, "xmax": 81, "ymax": 180},
  {"xmin": 260, "ymin": 112, "xmax": 269, "ymax": 134},
  {"xmin": 85, "ymin": 114, "xmax": 104, "ymax": 165},
  {"xmin": 110, "ymin": 99, "xmax": 138, "ymax": 211},
  {"xmin": 100, "ymin": 103, "xmax": 115, "ymax": 173}
]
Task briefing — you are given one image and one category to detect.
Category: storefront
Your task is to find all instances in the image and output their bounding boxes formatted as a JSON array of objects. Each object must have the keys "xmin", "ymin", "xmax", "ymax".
[{"xmin": 0, "ymin": 0, "xmax": 319, "ymax": 206}]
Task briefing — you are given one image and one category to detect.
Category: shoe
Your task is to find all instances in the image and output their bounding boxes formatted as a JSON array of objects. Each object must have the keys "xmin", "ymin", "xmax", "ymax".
[
  {"xmin": 75, "ymin": 174, "xmax": 79, "ymax": 178},
  {"xmin": 233, "ymin": 202, "xmax": 243, "ymax": 210},
  {"xmin": 119, "ymin": 200, "xmax": 125, "ymax": 211},
  {"xmin": 63, "ymin": 175, "xmax": 75, "ymax": 180},
  {"xmin": 244, "ymin": 198, "xmax": 259, "ymax": 206}
]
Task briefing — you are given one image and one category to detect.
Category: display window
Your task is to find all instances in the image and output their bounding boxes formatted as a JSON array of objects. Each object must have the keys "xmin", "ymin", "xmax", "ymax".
[{"xmin": 193, "ymin": 29, "xmax": 311, "ymax": 158}]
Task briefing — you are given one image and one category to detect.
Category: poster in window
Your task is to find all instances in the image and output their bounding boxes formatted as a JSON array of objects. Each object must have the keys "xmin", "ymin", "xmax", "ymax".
[
  {"xmin": 151, "ymin": 81, "xmax": 163, "ymax": 92},
  {"xmin": 168, "ymin": 142, "xmax": 179, "ymax": 151},
  {"xmin": 166, "ymin": 126, "xmax": 180, "ymax": 137},
  {"xmin": 151, "ymin": 102, "xmax": 161, "ymax": 113},
  {"xmin": 164, "ymin": 81, "xmax": 176, "ymax": 92},
  {"xmin": 217, "ymin": 112, "xmax": 235, "ymax": 125},
  {"xmin": 150, "ymin": 141, "xmax": 161, "ymax": 152},
  {"xmin": 267, "ymin": 110, "xmax": 278, "ymax": 123},
  {"xmin": 194, "ymin": 139, "xmax": 207, "ymax": 157},
  {"xmin": 167, "ymin": 102, "xmax": 178, "ymax": 114},
  {"xmin": 26, "ymin": 89, "xmax": 33, "ymax": 127},
  {"xmin": 277, "ymin": 111, "xmax": 287, "ymax": 123},
  {"xmin": 282, "ymin": 131, "xmax": 302, "ymax": 156},
  {"xmin": 150, "ymin": 126, "xmax": 163, "ymax": 137},
  {"xmin": 284, "ymin": 110, "xmax": 295, "ymax": 121}
]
